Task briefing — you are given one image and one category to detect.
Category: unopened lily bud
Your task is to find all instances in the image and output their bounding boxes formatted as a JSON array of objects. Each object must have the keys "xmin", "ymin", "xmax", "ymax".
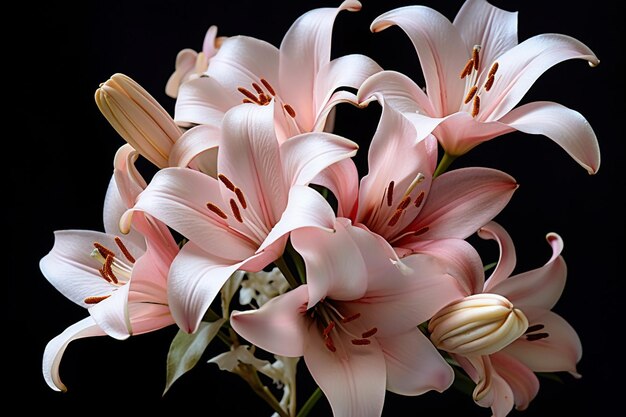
[
  {"xmin": 428, "ymin": 293, "xmax": 528, "ymax": 356},
  {"xmin": 95, "ymin": 73, "xmax": 181, "ymax": 168}
]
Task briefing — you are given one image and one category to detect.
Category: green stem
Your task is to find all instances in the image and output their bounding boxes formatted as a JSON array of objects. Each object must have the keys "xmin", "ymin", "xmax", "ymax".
[
  {"xmin": 433, "ymin": 152, "xmax": 457, "ymax": 178},
  {"xmin": 297, "ymin": 387, "xmax": 324, "ymax": 417},
  {"xmin": 275, "ymin": 256, "xmax": 301, "ymax": 289},
  {"xmin": 239, "ymin": 364, "xmax": 290, "ymax": 417}
]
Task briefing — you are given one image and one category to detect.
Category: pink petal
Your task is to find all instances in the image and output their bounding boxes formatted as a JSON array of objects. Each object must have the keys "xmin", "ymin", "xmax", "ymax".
[
  {"xmin": 462, "ymin": 355, "xmax": 515, "ymax": 417},
  {"xmin": 219, "ymin": 102, "xmax": 287, "ymax": 227},
  {"xmin": 128, "ymin": 167, "xmax": 256, "ymax": 261},
  {"xmin": 314, "ymin": 54, "xmax": 382, "ymax": 117},
  {"xmin": 207, "ymin": 35, "xmax": 279, "ymax": 102},
  {"xmin": 280, "ymin": 131, "xmax": 358, "ymax": 187},
  {"xmin": 165, "ymin": 48, "xmax": 198, "ymax": 98},
  {"xmin": 39, "ymin": 230, "xmax": 143, "ymax": 307},
  {"xmin": 312, "ymin": 89, "xmax": 361, "ymax": 132},
  {"xmin": 259, "ymin": 185, "xmax": 336, "ymax": 254},
  {"xmin": 103, "ymin": 174, "xmax": 147, "ymax": 251},
  {"xmin": 481, "ymin": 34, "xmax": 599, "ymax": 121},
  {"xmin": 344, "ymin": 252, "xmax": 466, "ymax": 337},
  {"xmin": 43, "ymin": 316, "xmax": 105, "ymax": 392},
  {"xmin": 168, "ymin": 124, "xmax": 220, "ymax": 177},
  {"xmin": 202, "ymin": 25, "xmax": 220, "ymax": 57},
  {"xmin": 311, "ymin": 158, "xmax": 359, "ymax": 219},
  {"xmin": 371, "ymin": 5, "xmax": 467, "ymax": 116},
  {"xmin": 409, "ymin": 167, "xmax": 517, "ymax": 240},
  {"xmin": 380, "ymin": 330, "xmax": 454, "ymax": 395},
  {"xmin": 279, "ymin": 0, "xmax": 362, "ymax": 130},
  {"xmin": 174, "ymin": 76, "xmax": 239, "ymax": 127},
  {"xmin": 303, "ymin": 320, "xmax": 387, "ymax": 417},
  {"xmin": 490, "ymin": 352, "xmax": 539, "ymax": 411},
  {"xmin": 88, "ymin": 282, "xmax": 132, "ymax": 339},
  {"xmin": 112, "ymin": 143, "xmax": 147, "ymax": 208},
  {"xmin": 500, "ymin": 101, "xmax": 601, "ymax": 174},
  {"xmin": 231, "ymin": 285, "xmax": 309, "ymax": 357},
  {"xmin": 402, "ymin": 238, "xmax": 484, "ymax": 295},
  {"xmin": 478, "ymin": 221, "xmax": 517, "ymax": 291},
  {"xmin": 126, "ymin": 302, "xmax": 174, "ymax": 334},
  {"xmin": 453, "ymin": 0, "xmax": 518, "ymax": 72},
  {"xmin": 168, "ymin": 242, "xmax": 265, "ymax": 333},
  {"xmin": 357, "ymin": 70, "xmax": 435, "ymax": 115},
  {"xmin": 504, "ymin": 309, "xmax": 582, "ymax": 376},
  {"xmin": 291, "ymin": 218, "xmax": 370, "ymax": 307},
  {"xmin": 490, "ymin": 233, "xmax": 566, "ymax": 311}
]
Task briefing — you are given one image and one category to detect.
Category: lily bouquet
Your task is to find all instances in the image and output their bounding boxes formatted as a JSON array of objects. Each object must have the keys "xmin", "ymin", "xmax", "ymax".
[{"xmin": 41, "ymin": 1, "xmax": 600, "ymax": 416}]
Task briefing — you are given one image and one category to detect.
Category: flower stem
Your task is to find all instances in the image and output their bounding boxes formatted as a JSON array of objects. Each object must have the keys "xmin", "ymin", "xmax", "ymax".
[
  {"xmin": 296, "ymin": 387, "xmax": 324, "ymax": 417},
  {"xmin": 275, "ymin": 256, "xmax": 301, "ymax": 289},
  {"xmin": 433, "ymin": 152, "xmax": 457, "ymax": 177},
  {"xmin": 238, "ymin": 363, "xmax": 290, "ymax": 417}
]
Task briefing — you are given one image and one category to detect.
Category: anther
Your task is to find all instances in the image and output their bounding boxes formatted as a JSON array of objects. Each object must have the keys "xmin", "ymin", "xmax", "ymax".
[
  {"xmin": 471, "ymin": 95, "xmax": 481, "ymax": 117},
  {"xmin": 84, "ymin": 295, "xmax": 111, "ymax": 304},
  {"xmin": 242, "ymin": 98, "xmax": 254, "ymax": 104},
  {"xmin": 234, "ymin": 188, "xmax": 247, "ymax": 209},
  {"xmin": 525, "ymin": 324, "xmax": 545, "ymax": 334},
  {"xmin": 260, "ymin": 79, "xmax": 276, "ymax": 96},
  {"xmin": 93, "ymin": 242, "xmax": 115, "ymax": 258},
  {"xmin": 386, "ymin": 181, "xmax": 395, "ymax": 207},
  {"xmin": 230, "ymin": 199, "xmax": 243, "ymax": 223},
  {"xmin": 414, "ymin": 191, "xmax": 425, "ymax": 208},
  {"xmin": 218, "ymin": 174, "xmax": 236, "ymax": 191},
  {"xmin": 361, "ymin": 328, "xmax": 378, "ymax": 338},
  {"xmin": 464, "ymin": 86, "xmax": 478, "ymax": 104},
  {"xmin": 413, "ymin": 226, "xmax": 430, "ymax": 236},
  {"xmin": 397, "ymin": 196, "xmax": 411, "ymax": 210},
  {"xmin": 283, "ymin": 104, "xmax": 296, "ymax": 118},
  {"xmin": 484, "ymin": 75, "xmax": 495, "ymax": 91},
  {"xmin": 114, "ymin": 237, "xmax": 135, "ymax": 263},
  {"xmin": 98, "ymin": 267, "xmax": 112, "ymax": 283},
  {"xmin": 322, "ymin": 321, "xmax": 335, "ymax": 337},
  {"xmin": 104, "ymin": 254, "xmax": 118, "ymax": 284},
  {"xmin": 460, "ymin": 59, "xmax": 474, "ymax": 79},
  {"xmin": 387, "ymin": 209, "xmax": 403, "ymax": 227},
  {"xmin": 237, "ymin": 87, "xmax": 262, "ymax": 105},
  {"xmin": 488, "ymin": 62, "xmax": 499, "ymax": 78},
  {"xmin": 526, "ymin": 332, "xmax": 550, "ymax": 342},
  {"xmin": 472, "ymin": 46, "xmax": 481, "ymax": 71},
  {"xmin": 341, "ymin": 313, "xmax": 361, "ymax": 323},
  {"xmin": 325, "ymin": 337, "xmax": 337, "ymax": 352},
  {"xmin": 351, "ymin": 339, "xmax": 371, "ymax": 346},
  {"xmin": 207, "ymin": 203, "xmax": 228, "ymax": 219},
  {"xmin": 252, "ymin": 83, "xmax": 264, "ymax": 95}
]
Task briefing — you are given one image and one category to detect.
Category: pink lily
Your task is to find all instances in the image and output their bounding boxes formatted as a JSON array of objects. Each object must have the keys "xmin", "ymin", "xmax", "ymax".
[
  {"xmin": 165, "ymin": 25, "xmax": 227, "ymax": 99},
  {"xmin": 427, "ymin": 221, "xmax": 581, "ymax": 416},
  {"xmin": 41, "ymin": 145, "xmax": 180, "ymax": 392},
  {"xmin": 174, "ymin": 0, "xmax": 382, "ymax": 142},
  {"xmin": 123, "ymin": 101, "xmax": 359, "ymax": 334},
  {"xmin": 232, "ymin": 218, "xmax": 467, "ymax": 417},
  {"xmin": 358, "ymin": 0, "xmax": 600, "ymax": 174},
  {"xmin": 314, "ymin": 95, "xmax": 517, "ymax": 261}
]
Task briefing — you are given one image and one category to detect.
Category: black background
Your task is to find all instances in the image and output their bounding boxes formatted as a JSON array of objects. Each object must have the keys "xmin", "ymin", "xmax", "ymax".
[{"xmin": 11, "ymin": 0, "xmax": 623, "ymax": 415}]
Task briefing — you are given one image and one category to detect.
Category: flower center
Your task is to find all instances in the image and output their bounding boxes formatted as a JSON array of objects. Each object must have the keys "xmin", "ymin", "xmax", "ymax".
[
  {"xmin": 237, "ymin": 78, "xmax": 297, "ymax": 119},
  {"xmin": 85, "ymin": 237, "xmax": 136, "ymax": 304},
  {"xmin": 459, "ymin": 45, "xmax": 499, "ymax": 118},
  {"xmin": 428, "ymin": 293, "xmax": 528, "ymax": 356},
  {"xmin": 310, "ymin": 300, "xmax": 377, "ymax": 353}
]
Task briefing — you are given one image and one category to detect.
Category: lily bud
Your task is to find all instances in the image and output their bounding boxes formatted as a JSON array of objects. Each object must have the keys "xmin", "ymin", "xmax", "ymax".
[
  {"xmin": 95, "ymin": 73, "xmax": 181, "ymax": 168},
  {"xmin": 428, "ymin": 293, "xmax": 528, "ymax": 356}
]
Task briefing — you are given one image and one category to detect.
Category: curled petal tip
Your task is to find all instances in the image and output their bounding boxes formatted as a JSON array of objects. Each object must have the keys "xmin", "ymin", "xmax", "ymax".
[{"xmin": 588, "ymin": 58, "xmax": 600, "ymax": 68}]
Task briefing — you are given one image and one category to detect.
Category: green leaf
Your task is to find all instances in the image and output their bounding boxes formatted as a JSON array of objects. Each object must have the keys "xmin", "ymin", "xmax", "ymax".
[{"xmin": 163, "ymin": 318, "xmax": 226, "ymax": 395}]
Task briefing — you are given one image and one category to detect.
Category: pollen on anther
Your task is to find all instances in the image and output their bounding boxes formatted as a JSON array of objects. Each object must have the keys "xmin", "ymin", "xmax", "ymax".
[
  {"xmin": 362, "ymin": 328, "xmax": 378, "ymax": 338},
  {"xmin": 351, "ymin": 339, "xmax": 371, "ymax": 346},
  {"xmin": 488, "ymin": 62, "xmax": 499, "ymax": 78},
  {"xmin": 238, "ymin": 87, "xmax": 261, "ymax": 104},
  {"xmin": 104, "ymin": 254, "xmax": 118, "ymax": 284},
  {"xmin": 115, "ymin": 236, "xmax": 135, "ymax": 263},
  {"xmin": 284, "ymin": 104, "xmax": 296, "ymax": 118},
  {"xmin": 234, "ymin": 188, "xmax": 247, "ymax": 209},
  {"xmin": 460, "ymin": 59, "xmax": 474, "ymax": 79},
  {"xmin": 93, "ymin": 242, "xmax": 115, "ymax": 258},
  {"xmin": 414, "ymin": 191, "xmax": 425, "ymax": 208},
  {"xmin": 98, "ymin": 267, "xmax": 112, "ymax": 283},
  {"xmin": 472, "ymin": 46, "xmax": 481, "ymax": 71},
  {"xmin": 397, "ymin": 196, "xmax": 411, "ymax": 211},
  {"xmin": 464, "ymin": 86, "xmax": 478, "ymax": 104},
  {"xmin": 260, "ymin": 78, "xmax": 275, "ymax": 96},
  {"xmin": 484, "ymin": 75, "xmax": 495, "ymax": 92},
  {"xmin": 325, "ymin": 337, "xmax": 337, "ymax": 352},
  {"xmin": 413, "ymin": 226, "xmax": 430, "ymax": 236},
  {"xmin": 84, "ymin": 295, "xmax": 111, "ymax": 304},
  {"xmin": 230, "ymin": 199, "xmax": 243, "ymax": 223},
  {"xmin": 252, "ymin": 82, "xmax": 264, "ymax": 94},
  {"xmin": 207, "ymin": 203, "xmax": 228, "ymax": 219},
  {"xmin": 386, "ymin": 181, "xmax": 395, "ymax": 207},
  {"xmin": 387, "ymin": 209, "xmax": 403, "ymax": 227},
  {"xmin": 526, "ymin": 332, "xmax": 550, "ymax": 342},
  {"xmin": 322, "ymin": 321, "xmax": 335, "ymax": 337},
  {"xmin": 471, "ymin": 96, "xmax": 481, "ymax": 117},
  {"xmin": 341, "ymin": 313, "xmax": 361, "ymax": 323},
  {"xmin": 218, "ymin": 174, "xmax": 236, "ymax": 191}
]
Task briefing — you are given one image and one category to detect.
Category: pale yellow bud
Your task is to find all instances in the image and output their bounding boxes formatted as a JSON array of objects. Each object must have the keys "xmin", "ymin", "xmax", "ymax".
[
  {"xmin": 428, "ymin": 293, "xmax": 528, "ymax": 356},
  {"xmin": 95, "ymin": 73, "xmax": 181, "ymax": 168}
]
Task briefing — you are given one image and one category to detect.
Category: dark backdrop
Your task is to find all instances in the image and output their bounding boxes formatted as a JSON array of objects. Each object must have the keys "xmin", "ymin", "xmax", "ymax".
[{"xmin": 11, "ymin": 0, "xmax": 623, "ymax": 415}]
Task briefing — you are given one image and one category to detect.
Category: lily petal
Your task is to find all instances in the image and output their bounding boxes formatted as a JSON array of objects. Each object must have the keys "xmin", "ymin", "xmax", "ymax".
[
  {"xmin": 43, "ymin": 317, "xmax": 105, "ymax": 392},
  {"xmin": 464, "ymin": 355, "xmax": 515, "ymax": 417},
  {"xmin": 408, "ymin": 167, "xmax": 517, "ymax": 240},
  {"xmin": 380, "ymin": 330, "xmax": 454, "ymax": 395},
  {"xmin": 279, "ymin": 0, "xmax": 362, "ymax": 129},
  {"xmin": 490, "ymin": 352, "xmax": 540, "ymax": 412},
  {"xmin": 482, "ymin": 34, "xmax": 599, "ymax": 121},
  {"xmin": 357, "ymin": 70, "xmax": 435, "ymax": 115},
  {"xmin": 311, "ymin": 158, "xmax": 359, "ymax": 219},
  {"xmin": 500, "ymin": 101, "xmax": 601, "ymax": 174},
  {"xmin": 231, "ymin": 285, "xmax": 309, "ymax": 357},
  {"xmin": 504, "ymin": 309, "xmax": 582, "ymax": 377},
  {"xmin": 478, "ymin": 221, "xmax": 517, "ymax": 291},
  {"xmin": 88, "ymin": 283, "xmax": 132, "ymax": 339},
  {"xmin": 453, "ymin": 0, "xmax": 518, "ymax": 72},
  {"xmin": 174, "ymin": 76, "xmax": 239, "ymax": 127},
  {"xmin": 371, "ymin": 5, "xmax": 467, "ymax": 116},
  {"xmin": 168, "ymin": 124, "xmax": 220, "ymax": 177},
  {"xmin": 166, "ymin": 48, "xmax": 198, "ymax": 98},
  {"xmin": 304, "ymin": 320, "xmax": 386, "ymax": 417}
]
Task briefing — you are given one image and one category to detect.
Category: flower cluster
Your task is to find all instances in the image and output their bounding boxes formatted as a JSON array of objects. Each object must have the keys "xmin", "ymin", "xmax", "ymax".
[{"xmin": 41, "ymin": 1, "xmax": 599, "ymax": 416}]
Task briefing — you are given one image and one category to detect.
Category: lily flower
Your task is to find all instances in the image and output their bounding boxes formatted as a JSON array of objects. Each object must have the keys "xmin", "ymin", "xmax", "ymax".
[
  {"xmin": 174, "ymin": 0, "xmax": 382, "ymax": 141},
  {"xmin": 123, "ymin": 102, "xmax": 358, "ymax": 334},
  {"xmin": 41, "ymin": 145, "xmax": 180, "ymax": 392},
  {"xmin": 232, "ymin": 219, "xmax": 467, "ymax": 417},
  {"xmin": 314, "ymin": 95, "xmax": 517, "ymax": 261},
  {"xmin": 427, "ymin": 221, "xmax": 582, "ymax": 416},
  {"xmin": 358, "ymin": 0, "xmax": 600, "ymax": 174},
  {"xmin": 165, "ymin": 25, "xmax": 227, "ymax": 98}
]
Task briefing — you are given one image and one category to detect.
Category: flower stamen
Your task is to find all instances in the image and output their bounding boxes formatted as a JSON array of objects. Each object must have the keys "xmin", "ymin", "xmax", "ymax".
[
  {"xmin": 84, "ymin": 295, "xmax": 111, "ymax": 304},
  {"xmin": 114, "ymin": 236, "xmax": 135, "ymax": 263},
  {"xmin": 230, "ymin": 199, "xmax": 243, "ymax": 223},
  {"xmin": 206, "ymin": 202, "xmax": 228, "ymax": 219}
]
